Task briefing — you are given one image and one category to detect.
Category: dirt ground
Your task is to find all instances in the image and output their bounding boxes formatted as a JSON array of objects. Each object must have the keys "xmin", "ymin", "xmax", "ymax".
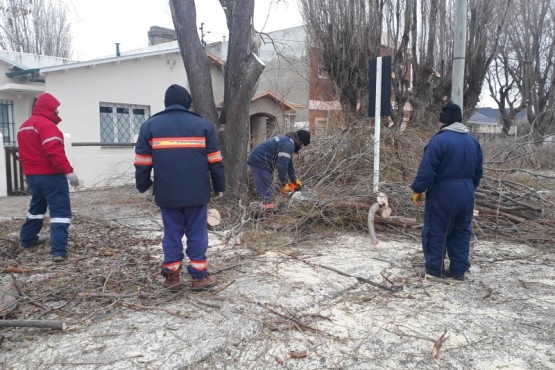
[{"xmin": 0, "ymin": 186, "xmax": 554, "ymax": 369}]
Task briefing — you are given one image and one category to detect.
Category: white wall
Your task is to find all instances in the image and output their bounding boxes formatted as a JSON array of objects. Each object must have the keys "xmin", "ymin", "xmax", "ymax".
[
  {"xmin": 43, "ymin": 51, "xmax": 189, "ymax": 188},
  {"xmin": 0, "ymin": 133, "xmax": 7, "ymax": 197}
]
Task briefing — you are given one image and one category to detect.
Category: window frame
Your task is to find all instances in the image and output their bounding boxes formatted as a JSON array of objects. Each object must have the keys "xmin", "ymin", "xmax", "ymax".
[
  {"xmin": 99, "ymin": 102, "xmax": 150, "ymax": 145},
  {"xmin": 0, "ymin": 99, "xmax": 15, "ymax": 147}
]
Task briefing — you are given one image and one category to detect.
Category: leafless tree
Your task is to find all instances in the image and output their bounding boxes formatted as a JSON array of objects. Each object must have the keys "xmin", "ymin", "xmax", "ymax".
[
  {"xmin": 170, "ymin": 0, "xmax": 264, "ymax": 193},
  {"xmin": 298, "ymin": 0, "xmax": 384, "ymax": 118},
  {"xmin": 0, "ymin": 0, "xmax": 72, "ymax": 58},
  {"xmin": 301, "ymin": 0, "xmax": 509, "ymax": 126},
  {"xmin": 488, "ymin": 0, "xmax": 554, "ymax": 141}
]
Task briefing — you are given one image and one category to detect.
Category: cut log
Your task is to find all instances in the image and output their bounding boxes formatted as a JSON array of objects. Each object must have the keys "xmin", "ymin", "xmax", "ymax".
[
  {"xmin": 207, "ymin": 208, "xmax": 221, "ymax": 227},
  {"xmin": 0, "ymin": 281, "xmax": 19, "ymax": 317},
  {"xmin": 0, "ymin": 320, "xmax": 66, "ymax": 331},
  {"xmin": 379, "ymin": 206, "xmax": 392, "ymax": 219},
  {"xmin": 377, "ymin": 192, "xmax": 389, "ymax": 207}
]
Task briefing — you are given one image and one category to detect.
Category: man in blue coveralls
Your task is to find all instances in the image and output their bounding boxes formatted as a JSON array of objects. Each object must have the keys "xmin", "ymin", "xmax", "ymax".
[
  {"xmin": 411, "ymin": 102, "xmax": 483, "ymax": 281},
  {"xmin": 247, "ymin": 129, "xmax": 310, "ymax": 210},
  {"xmin": 135, "ymin": 84, "xmax": 225, "ymax": 290}
]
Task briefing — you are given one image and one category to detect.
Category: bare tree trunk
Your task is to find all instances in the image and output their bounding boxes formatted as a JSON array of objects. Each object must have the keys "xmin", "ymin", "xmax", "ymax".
[
  {"xmin": 219, "ymin": 0, "xmax": 265, "ymax": 192},
  {"xmin": 170, "ymin": 0, "xmax": 220, "ymax": 125}
]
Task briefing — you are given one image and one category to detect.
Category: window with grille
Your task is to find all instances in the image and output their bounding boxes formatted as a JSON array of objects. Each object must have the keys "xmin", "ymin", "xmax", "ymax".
[
  {"xmin": 99, "ymin": 103, "xmax": 150, "ymax": 144},
  {"xmin": 0, "ymin": 99, "xmax": 15, "ymax": 146}
]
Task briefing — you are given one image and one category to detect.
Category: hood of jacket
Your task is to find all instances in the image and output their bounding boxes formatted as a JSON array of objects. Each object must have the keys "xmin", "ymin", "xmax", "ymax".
[
  {"xmin": 32, "ymin": 93, "xmax": 62, "ymax": 124},
  {"xmin": 441, "ymin": 122, "xmax": 469, "ymax": 134}
]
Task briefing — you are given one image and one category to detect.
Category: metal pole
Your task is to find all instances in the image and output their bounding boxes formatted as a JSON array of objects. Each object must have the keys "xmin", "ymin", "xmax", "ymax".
[
  {"xmin": 373, "ymin": 57, "xmax": 382, "ymax": 194},
  {"xmin": 451, "ymin": 0, "xmax": 467, "ymax": 108}
]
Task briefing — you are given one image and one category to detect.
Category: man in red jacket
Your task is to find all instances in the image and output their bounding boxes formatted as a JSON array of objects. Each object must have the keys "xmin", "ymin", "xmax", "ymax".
[{"xmin": 17, "ymin": 93, "xmax": 79, "ymax": 262}]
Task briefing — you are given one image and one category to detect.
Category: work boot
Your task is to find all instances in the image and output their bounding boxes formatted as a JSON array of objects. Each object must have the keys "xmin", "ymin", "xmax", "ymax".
[
  {"xmin": 20, "ymin": 237, "xmax": 47, "ymax": 248},
  {"xmin": 52, "ymin": 255, "xmax": 66, "ymax": 263},
  {"xmin": 161, "ymin": 267, "xmax": 182, "ymax": 290},
  {"xmin": 444, "ymin": 269, "xmax": 465, "ymax": 281},
  {"xmin": 191, "ymin": 274, "xmax": 217, "ymax": 291}
]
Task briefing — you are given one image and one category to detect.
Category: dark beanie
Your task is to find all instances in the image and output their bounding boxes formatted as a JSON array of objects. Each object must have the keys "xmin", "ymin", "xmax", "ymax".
[
  {"xmin": 439, "ymin": 102, "xmax": 462, "ymax": 125},
  {"xmin": 164, "ymin": 84, "xmax": 192, "ymax": 109},
  {"xmin": 297, "ymin": 129, "xmax": 311, "ymax": 146}
]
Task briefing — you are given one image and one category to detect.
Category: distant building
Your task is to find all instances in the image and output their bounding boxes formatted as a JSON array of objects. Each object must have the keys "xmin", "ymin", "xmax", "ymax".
[{"xmin": 467, "ymin": 107, "xmax": 526, "ymax": 138}]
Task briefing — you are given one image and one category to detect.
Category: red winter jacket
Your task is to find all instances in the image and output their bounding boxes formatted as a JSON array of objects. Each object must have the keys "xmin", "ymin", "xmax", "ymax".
[{"xmin": 17, "ymin": 93, "xmax": 73, "ymax": 175}]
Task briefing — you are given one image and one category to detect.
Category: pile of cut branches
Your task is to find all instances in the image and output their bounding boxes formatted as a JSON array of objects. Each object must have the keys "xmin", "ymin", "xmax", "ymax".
[{"xmin": 260, "ymin": 123, "xmax": 555, "ymax": 248}]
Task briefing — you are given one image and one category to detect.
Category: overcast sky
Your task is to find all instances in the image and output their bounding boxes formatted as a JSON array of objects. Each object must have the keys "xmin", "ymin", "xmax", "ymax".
[{"xmin": 60, "ymin": 0, "xmax": 303, "ymax": 60}]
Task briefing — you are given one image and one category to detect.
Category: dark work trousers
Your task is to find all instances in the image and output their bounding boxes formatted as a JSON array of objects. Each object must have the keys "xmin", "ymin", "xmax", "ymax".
[
  {"xmin": 249, "ymin": 165, "xmax": 275, "ymax": 205},
  {"xmin": 160, "ymin": 204, "xmax": 209, "ymax": 279},
  {"xmin": 20, "ymin": 174, "xmax": 71, "ymax": 257},
  {"xmin": 421, "ymin": 180, "xmax": 474, "ymax": 277}
]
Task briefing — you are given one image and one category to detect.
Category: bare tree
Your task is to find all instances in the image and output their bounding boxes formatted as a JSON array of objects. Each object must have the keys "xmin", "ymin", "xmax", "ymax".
[
  {"xmin": 486, "ymin": 0, "xmax": 554, "ymax": 139},
  {"xmin": 464, "ymin": 0, "xmax": 511, "ymax": 110},
  {"xmin": 298, "ymin": 0, "xmax": 384, "ymax": 118},
  {"xmin": 0, "ymin": 0, "xmax": 72, "ymax": 58},
  {"xmin": 170, "ymin": 0, "xmax": 264, "ymax": 193}
]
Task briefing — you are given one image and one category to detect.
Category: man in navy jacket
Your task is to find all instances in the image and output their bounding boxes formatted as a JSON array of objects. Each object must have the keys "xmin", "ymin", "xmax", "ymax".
[
  {"xmin": 411, "ymin": 102, "xmax": 483, "ymax": 280},
  {"xmin": 135, "ymin": 84, "xmax": 225, "ymax": 290},
  {"xmin": 247, "ymin": 130, "xmax": 310, "ymax": 210}
]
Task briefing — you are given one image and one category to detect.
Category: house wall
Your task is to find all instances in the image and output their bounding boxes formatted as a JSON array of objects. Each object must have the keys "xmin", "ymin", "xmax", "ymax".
[
  {"xmin": 41, "ymin": 52, "xmax": 189, "ymax": 188},
  {"xmin": 257, "ymin": 27, "xmax": 309, "ymax": 126}
]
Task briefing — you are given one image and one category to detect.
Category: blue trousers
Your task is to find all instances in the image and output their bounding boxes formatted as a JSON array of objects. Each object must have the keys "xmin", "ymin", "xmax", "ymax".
[
  {"xmin": 20, "ymin": 174, "xmax": 71, "ymax": 257},
  {"xmin": 249, "ymin": 165, "xmax": 275, "ymax": 205},
  {"xmin": 161, "ymin": 204, "xmax": 209, "ymax": 279},
  {"xmin": 422, "ymin": 181, "xmax": 474, "ymax": 277}
]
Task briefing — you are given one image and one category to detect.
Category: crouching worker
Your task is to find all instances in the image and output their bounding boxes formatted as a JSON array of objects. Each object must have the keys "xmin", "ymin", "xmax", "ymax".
[
  {"xmin": 134, "ymin": 84, "xmax": 225, "ymax": 290},
  {"xmin": 247, "ymin": 130, "xmax": 310, "ymax": 211}
]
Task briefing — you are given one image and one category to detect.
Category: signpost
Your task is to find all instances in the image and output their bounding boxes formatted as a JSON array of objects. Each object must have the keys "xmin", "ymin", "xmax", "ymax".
[{"xmin": 368, "ymin": 55, "xmax": 392, "ymax": 193}]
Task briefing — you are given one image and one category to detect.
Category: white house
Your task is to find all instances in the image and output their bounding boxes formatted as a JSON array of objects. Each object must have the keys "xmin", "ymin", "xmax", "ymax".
[{"xmin": 0, "ymin": 26, "xmax": 309, "ymax": 196}]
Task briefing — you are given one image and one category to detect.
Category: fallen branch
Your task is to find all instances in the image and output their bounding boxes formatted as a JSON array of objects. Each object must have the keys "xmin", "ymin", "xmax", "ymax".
[
  {"xmin": 0, "ymin": 319, "xmax": 66, "ymax": 330},
  {"xmin": 279, "ymin": 251, "xmax": 399, "ymax": 292}
]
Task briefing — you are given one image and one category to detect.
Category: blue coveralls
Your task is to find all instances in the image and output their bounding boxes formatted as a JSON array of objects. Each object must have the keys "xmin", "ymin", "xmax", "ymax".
[
  {"xmin": 20, "ymin": 174, "xmax": 71, "ymax": 257},
  {"xmin": 411, "ymin": 123, "xmax": 483, "ymax": 277},
  {"xmin": 247, "ymin": 135, "xmax": 298, "ymax": 206}
]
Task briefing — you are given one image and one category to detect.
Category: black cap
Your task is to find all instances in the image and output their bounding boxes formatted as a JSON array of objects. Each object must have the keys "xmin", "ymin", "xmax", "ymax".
[
  {"xmin": 297, "ymin": 129, "xmax": 311, "ymax": 146},
  {"xmin": 439, "ymin": 102, "xmax": 462, "ymax": 125},
  {"xmin": 164, "ymin": 84, "xmax": 192, "ymax": 109}
]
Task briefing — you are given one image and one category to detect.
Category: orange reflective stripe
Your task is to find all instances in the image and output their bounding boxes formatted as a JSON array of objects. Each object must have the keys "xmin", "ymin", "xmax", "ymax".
[
  {"xmin": 262, "ymin": 203, "xmax": 275, "ymax": 209},
  {"xmin": 150, "ymin": 137, "xmax": 206, "ymax": 149},
  {"xmin": 190, "ymin": 260, "xmax": 208, "ymax": 270},
  {"xmin": 162, "ymin": 261, "xmax": 181, "ymax": 271},
  {"xmin": 134, "ymin": 154, "xmax": 153, "ymax": 165},
  {"xmin": 207, "ymin": 150, "xmax": 223, "ymax": 163}
]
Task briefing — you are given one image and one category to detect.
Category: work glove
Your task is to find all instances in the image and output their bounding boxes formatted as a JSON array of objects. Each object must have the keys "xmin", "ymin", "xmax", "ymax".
[
  {"xmin": 294, "ymin": 179, "xmax": 303, "ymax": 190},
  {"xmin": 279, "ymin": 183, "xmax": 293, "ymax": 195},
  {"xmin": 66, "ymin": 172, "xmax": 79, "ymax": 188},
  {"xmin": 411, "ymin": 192, "xmax": 424, "ymax": 207}
]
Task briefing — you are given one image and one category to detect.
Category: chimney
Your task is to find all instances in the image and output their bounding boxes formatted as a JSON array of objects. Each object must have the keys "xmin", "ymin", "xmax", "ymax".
[
  {"xmin": 147, "ymin": 26, "xmax": 177, "ymax": 46},
  {"xmin": 115, "ymin": 43, "xmax": 120, "ymax": 57}
]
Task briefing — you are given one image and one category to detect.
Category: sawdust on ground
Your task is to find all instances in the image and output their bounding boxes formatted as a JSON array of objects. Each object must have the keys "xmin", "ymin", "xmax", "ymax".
[{"xmin": 0, "ymin": 186, "xmax": 553, "ymax": 369}]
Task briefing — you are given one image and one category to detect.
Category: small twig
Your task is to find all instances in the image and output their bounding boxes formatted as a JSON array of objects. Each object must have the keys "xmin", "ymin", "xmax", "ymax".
[
  {"xmin": 256, "ymin": 302, "xmax": 339, "ymax": 339},
  {"xmin": 10, "ymin": 274, "xmax": 49, "ymax": 310},
  {"xmin": 120, "ymin": 302, "xmax": 193, "ymax": 318},
  {"xmin": 214, "ymin": 278, "xmax": 236, "ymax": 294}
]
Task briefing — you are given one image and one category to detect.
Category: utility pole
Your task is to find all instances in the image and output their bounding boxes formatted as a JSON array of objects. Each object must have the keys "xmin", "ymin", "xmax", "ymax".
[
  {"xmin": 451, "ymin": 0, "xmax": 467, "ymax": 108},
  {"xmin": 199, "ymin": 22, "xmax": 206, "ymax": 48}
]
